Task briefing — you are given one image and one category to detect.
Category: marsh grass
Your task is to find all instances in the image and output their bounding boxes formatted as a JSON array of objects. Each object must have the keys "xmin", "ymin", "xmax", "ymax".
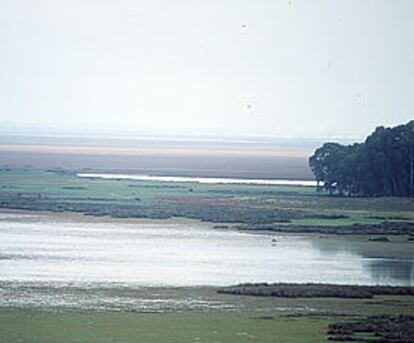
[{"xmin": 1, "ymin": 168, "xmax": 414, "ymax": 227}]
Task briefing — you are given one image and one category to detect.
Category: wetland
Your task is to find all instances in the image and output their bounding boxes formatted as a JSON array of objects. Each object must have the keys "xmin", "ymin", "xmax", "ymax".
[{"xmin": 0, "ymin": 168, "xmax": 413, "ymax": 342}]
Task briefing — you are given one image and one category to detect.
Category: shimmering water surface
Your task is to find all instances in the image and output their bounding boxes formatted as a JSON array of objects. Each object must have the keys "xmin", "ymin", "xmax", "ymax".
[
  {"xmin": 1, "ymin": 212, "xmax": 412, "ymax": 288},
  {"xmin": 77, "ymin": 173, "xmax": 318, "ymax": 186}
]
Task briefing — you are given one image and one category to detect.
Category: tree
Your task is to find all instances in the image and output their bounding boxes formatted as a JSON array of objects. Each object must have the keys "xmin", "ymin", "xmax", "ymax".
[{"xmin": 309, "ymin": 120, "xmax": 414, "ymax": 197}]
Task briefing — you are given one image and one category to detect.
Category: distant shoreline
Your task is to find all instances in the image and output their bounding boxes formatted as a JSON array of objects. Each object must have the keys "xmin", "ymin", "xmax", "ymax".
[{"xmin": 0, "ymin": 134, "xmax": 315, "ymax": 179}]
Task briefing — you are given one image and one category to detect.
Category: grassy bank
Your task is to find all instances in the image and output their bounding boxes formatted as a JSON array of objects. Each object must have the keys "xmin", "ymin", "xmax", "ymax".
[
  {"xmin": 1, "ymin": 288, "xmax": 413, "ymax": 343},
  {"xmin": 0, "ymin": 308, "xmax": 330, "ymax": 343},
  {"xmin": 1, "ymin": 168, "xmax": 414, "ymax": 233}
]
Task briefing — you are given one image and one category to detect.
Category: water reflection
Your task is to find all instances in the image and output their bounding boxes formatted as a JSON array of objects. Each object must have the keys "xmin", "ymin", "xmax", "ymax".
[
  {"xmin": 363, "ymin": 259, "xmax": 414, "ymax": 285},
  {"xmin": 310, "ymin": 237, "xmax": 414, "ymax": 286},
  {"xmin": 0, "ymin": 212, "xmax": 413, "ymax": 287}
]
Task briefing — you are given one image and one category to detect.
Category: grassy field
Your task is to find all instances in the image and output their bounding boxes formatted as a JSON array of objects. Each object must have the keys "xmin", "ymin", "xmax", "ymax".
[
  {"xmin": 1, "ymin": 290, "xmax": 413, "ymax": 343},
  {"xmin": 0, "ymin": 309, "xmax": 330, "ymax": 343},
  {"xmin": 1, "ymin": 168, "xmax": 414, "ymax": 230}
]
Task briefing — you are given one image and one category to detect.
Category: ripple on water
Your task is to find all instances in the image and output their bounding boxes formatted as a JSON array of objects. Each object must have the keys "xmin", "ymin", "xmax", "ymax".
[{"xmin": 0, "ymin": 212, "xmax": 413, "ymax": 309}]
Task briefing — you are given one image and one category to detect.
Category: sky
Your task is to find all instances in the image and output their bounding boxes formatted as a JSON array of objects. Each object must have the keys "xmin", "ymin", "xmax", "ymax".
[{"xmin": 0, "ymin": 0, "xmax": 413, "ymax": 139}]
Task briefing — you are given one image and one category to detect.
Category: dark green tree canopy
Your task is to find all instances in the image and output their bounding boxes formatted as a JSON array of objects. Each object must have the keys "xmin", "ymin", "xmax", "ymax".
[{"xmin": 309, "ymin": 121, "xmax": 414, "ymax": 197}]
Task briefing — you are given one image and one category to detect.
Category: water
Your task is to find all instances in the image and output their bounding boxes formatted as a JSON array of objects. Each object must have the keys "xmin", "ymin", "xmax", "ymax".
[
  {"xmin": 76, "ymin": 173, "xmax": 318, "ymax": 187},
  {"xmin": 0, "ymin": 212, "xmax": 412, "ymax": 309},
  {"xmin": 0, "ymin": 212, "xmax": 412, "ymax": 287}
]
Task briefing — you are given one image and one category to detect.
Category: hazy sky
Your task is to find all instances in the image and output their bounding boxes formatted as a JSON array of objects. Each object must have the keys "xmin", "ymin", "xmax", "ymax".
[{"xmin": 1, "ymin": 0, "xmax": 413, "ymax": 138}]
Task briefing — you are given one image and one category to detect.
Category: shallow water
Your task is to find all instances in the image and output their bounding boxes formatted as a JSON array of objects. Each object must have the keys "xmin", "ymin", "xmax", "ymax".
[
  {"xmin": 76, "ymin": 173, "xmax": 318, "ymax": 186},
  {"xmin": 0, "ymin": 212, "xmax": 412, "ymax": 288}
]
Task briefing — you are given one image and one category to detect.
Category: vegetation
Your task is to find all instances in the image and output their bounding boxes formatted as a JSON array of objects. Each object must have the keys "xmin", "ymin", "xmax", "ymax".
[
  {"xmin": 0, "ymin": 287, "xmax": 413, "ymax": 343},
  {"xmin": 1, "ymin": 168, "xmax": 414, "ymax": 234},
  {"xmin": 328, "ymin": 315, "xmax": 414, "ymax": 342},
  {"xmin": 309, "ymin": 121, "xmax": 414, "ymax": 197},
  {"xmin": 0, "ymin": 185, "xmax": 412, "ymax": 343},
  {"xmin": 0, "ymin": 131, "xmax": 414, "ymax": 343},
  {"xmin": 238, "ymin": 221, "xmax": 414, "ymax": 235},
  {"xmin": 218, "ymin": 283, "xmax": 414, "ymax": 299},
  {"xmin": 0, "ymin": 308, "xmax": 330, "ymax": 343}
]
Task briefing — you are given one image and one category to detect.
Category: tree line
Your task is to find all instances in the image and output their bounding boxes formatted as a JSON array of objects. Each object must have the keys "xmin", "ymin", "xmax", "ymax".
[{"xmin": 309, "ymin": 120, "xmax": 414, "ymax": 197}]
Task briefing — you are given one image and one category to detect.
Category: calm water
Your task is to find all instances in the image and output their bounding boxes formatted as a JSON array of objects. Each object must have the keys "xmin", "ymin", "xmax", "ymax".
[
  {"xmin": 0, "ymin": 212, "xmax": 412, "ymax": 288},
  {"xmin": 77, "ymin": 173, "xmax": 318, "ymax": 187}
]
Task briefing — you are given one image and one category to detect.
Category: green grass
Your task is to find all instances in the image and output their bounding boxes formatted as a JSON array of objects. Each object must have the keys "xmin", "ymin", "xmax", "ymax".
[
  {"xmin": 1, "ymin": 293, "xmax": 413, "ymax": 343},
  {"xmin": 0, "ymin": 309, "xmax": 329, "ymax": 343},
  {"xmin": 284, "ymin": 217, "xmax": 384, "ymax": 227},
  {"xmin": 1, "ymin": 168, "xmax": 414, "ymax": 225}
]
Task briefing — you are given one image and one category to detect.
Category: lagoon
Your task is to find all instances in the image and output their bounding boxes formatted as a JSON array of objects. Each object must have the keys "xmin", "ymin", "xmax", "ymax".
[
  {"xmin": 76, "ymin": 173, "xmax": 318, "ymax": 187},
  {"xmin": 0, "ymin": 212, "xmax": 412, "ymax": 288}
]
